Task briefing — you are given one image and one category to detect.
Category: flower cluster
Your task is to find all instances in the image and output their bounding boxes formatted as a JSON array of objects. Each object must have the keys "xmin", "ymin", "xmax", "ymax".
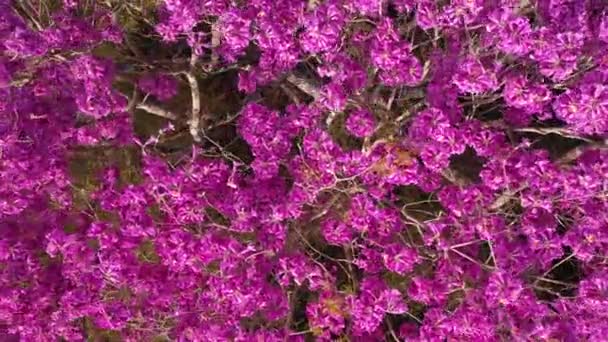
[{"xmin": 1, "ymin": 0, "xmax": 608, "ymax": 341}]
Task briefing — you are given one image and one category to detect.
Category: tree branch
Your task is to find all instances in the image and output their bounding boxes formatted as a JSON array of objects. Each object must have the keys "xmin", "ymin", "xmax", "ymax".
[
  {"xmin": 285, "ymin": 73, "xmax": 321, "ymax": 100},
  {"xmin": 184, "ymin": 71, "xmax": 202, "ymax": 142},
  {"xmin": 135, "ymin": 103, "xmax": 179, "ymax": 120},
  {"xmin": 210, "ymin": 22, "xmax": 221, "ymax": 66}
]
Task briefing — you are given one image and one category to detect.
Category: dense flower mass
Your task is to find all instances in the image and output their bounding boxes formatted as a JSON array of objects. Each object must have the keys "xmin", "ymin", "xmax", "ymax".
[{"xmin": 1, "ymin": 0, "xmax": 608, "ymax": 341}]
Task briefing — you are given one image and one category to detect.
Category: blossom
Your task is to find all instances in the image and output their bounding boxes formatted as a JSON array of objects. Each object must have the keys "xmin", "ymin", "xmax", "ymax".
[
  {"xmin": 320, "ymin": 82, "xmax": 348, "ymax": 112},
  {"xmin": 452, "ymin": 56, "xmax": 499, "ymax": 94},
  {"xmin": 553, "ymin": 82, "xmax": 608, "ymax": 135},
  {"xmin": 504, "ymin": 75, "xmax": 551, "ymax": 114},
  {"xmin": 486, "ymin": 9, "xmax": 533, "ymax": 56},
  {"xmin": 321, "ymin": 218, "xmax": 353, "ymax": 245},
  {"xmin": 345, "ymin": 109, "xmax": 376, "ymax": 138},
  {"xmin": 3, "ymin": 0, "xmax": 608, "ymax": 340},
  {"xmin": 600, "ymin": 16, "xmax": 608, "ymax": 43},
  {"xmin": 370, "ymin": 18, "xmax": 423, "ymax": 86},
  {"xmin": 382, "ymin": 243, "xmax": 417, "ymax": 275},
  {"xmin": 300, "ymin": 2, "xmax": 345, "ymax": 54},
  {"xmin": 138, "ymin": 73, "xmax": 179, "ymax": 101},
  {"xmin": 218, "ymin": 9, "xmax": 253, "ymax": 62},
  {"xmin": 306, "ymin": 293, "xmax": 347, "ymax": 338}
]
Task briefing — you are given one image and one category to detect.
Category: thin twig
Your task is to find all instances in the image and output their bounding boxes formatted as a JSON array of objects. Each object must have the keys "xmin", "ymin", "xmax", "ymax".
[
  {"xmin": 385, "ymin": 88, "xmax": 397, "ymax": 111},
  {"xmin": 309, "ymin": 193, "xmax": 343, "ymax": 222},
  {"xmin": 450, "ymin": 248, "xmax": 495, "ymax": 271},
  {"xmin": 541, "ymin": 253, "xmax": 575, "ymax": 278},
  {"xmin": 326, "ymin": 111, "xmax": 339, "ymax": 127},
  {"xmin": 206, "ymin": 112, "xmax": 241, "ymax": 130},
  {"xmin": 14, "ymin": 1, "xmax": 43, "ymax": 31},
  {"xmin": 514, "ymin": 127, "xmax": 595, "ymax": 143},
  {"xmin": 385, "ymin": 318, "xmax": 400, "ymax": 342}
]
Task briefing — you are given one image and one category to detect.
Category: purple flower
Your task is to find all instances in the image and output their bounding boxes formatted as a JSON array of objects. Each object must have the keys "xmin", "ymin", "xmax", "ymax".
[
  {"xmin": 382, "ymin": 243, "xmax": 417, "ymax": 275},
  {"xmin": 317, "ymin": 53, "xmax": 368, "ymax": 93},
  {"xmin": 485, "ymin": 271, "xmax": 524, "ymax": 306},
  {"xmin": 553, "ymin": 83, "xmax": 608, "ymax": 135},
  {"xmin": 452, "ymin": 56, "xmax": 499, "ymax": 94},
  {"xmin": 345, "ymin": 109, "xmax": 376, "ymax": 138},
  {"xmin": 486, "ymin": 9, "xmax": 533, "ymax": 56},
  {"xmin": 321, "ymin": 218, "xmax": 353, "ymax": 245},
  {"xmin": 504, "ymin": 75, "xmax": 551, "ymax": 114},
  {"xmin": 347, "ymin": 0, "xmax": 382, "ymax": 16},
  {"xmin": 138, "ymin": 73, "xmax": 179, "ymax": 101},
  {"xmin": 300, "ymin": 3, "xmax": 345, "ymax": 54},
  {"xmin": 218, "ymin": 9, "xmax": 253, "ymax": 62},
  {"xmin": 439, "ymin": 0, "xmax": 484, "ymax": 27},
  {"xmin": 237, "ymin": 69, "xmax": 258, "ymax": 94},
  {"xmin": 306, "ymin": 293, "xmax": 346, "ymax": 337},
  {"xmin": 370, "ymin": 18, "xmax": 423, "ymax": 86},
  {"xmin": 4, "ymin": 1, "xmax": 608, "ymax": 339},
  {"xmin": 532, "ymin": 30, "xmax": 584, "ymax": 81},
  {"xmin": 600, "ymin": 16, "xmax": 608, "ymax": 43},
  {"xmin": 321, "ymin": 82, "xmax": 348, "ymax": 112}
]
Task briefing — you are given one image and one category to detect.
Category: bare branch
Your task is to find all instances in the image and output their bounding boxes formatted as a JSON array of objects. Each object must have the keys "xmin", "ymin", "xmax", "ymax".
[
  {"xmin": 285, "ymin": 73, "xmax": 321, "ymax": 100},
  {"xmin": 128, "ymin": 85, "xmax": 178, "ymax": 120},
  {"xmin": 135, "ymin": 103, "xmax": 179, "ymax": 120}
]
